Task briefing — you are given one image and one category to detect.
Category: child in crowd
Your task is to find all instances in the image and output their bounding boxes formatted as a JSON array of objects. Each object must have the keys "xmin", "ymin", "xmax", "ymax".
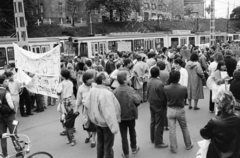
[
  {"xmin": 63, "ymin": 105, "xmax": 79, "ymax": 146},
  {"xmin": 57, "ymin": 69, "xmax": 74, "ymax": 137}
]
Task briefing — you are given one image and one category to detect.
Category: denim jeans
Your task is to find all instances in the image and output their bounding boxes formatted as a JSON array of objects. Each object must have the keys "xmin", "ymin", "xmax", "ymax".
[
  {"xmin": 96, "ymin": 126, "xmax": 115, "ymax": 158},
  {"xmin": 66, "ymin": 128, "xmax": 74, "ymax": 142},
  {"xmin": 0, "ymin": 113, "xmax": 17, "ymax": 157},
  {"xmin": 167, "ymin": 107, "xmax": 191, "ymax": 152},
  {"xmin": 150, "ymin": 106, "xmax": 166, "ymax": 145},
  {"xmin": 119, "ymin": 120, "xmax": 137, "ymax": 156}
]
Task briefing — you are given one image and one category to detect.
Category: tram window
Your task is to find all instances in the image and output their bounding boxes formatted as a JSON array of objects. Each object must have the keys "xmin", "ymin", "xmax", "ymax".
[
  {"xmin": 155, "ymin": 38, "xmax": 164, "ymax": 50},
  {"xmin": 108, "ymin": 41, "xmax": 117, "ymax": 52},
  {"xmin": 42, "ymin": 47, "xmax": 46, "ymax": 53},
  {"xmin": 72, "ymin": 42, "xmax": 78, "ymax": 56},
  {"xmin": 36, "ymin": 47, "xmax": 40, "ymax": 53},
  {"xmin": 134, "ymin": 39, "xmax": 144, "ymax": 51},
  {"xmin": 80, "ymin": 43, "xmax": 88, "ymax": 57},
  {"xmin": 0, "ymin": 48, "xmax": 7, "ymax": 68},
  {"xmin": 200, "ymin": 37, "xmax": 205, "ymax": 44},
  {"xmin": 189, "ymin": 37, "xmax": 195, "ymax": 45},
  {"xmin": 171, "ymin": 38, "xmax": 179, "ymax": 48},
  {"xmin": 233, "ymin": 35, "xmax": 239, "ymax": 40},
  {"xmin": 7, "ymin": 47, "xmax": 14, "ymax": 62}
]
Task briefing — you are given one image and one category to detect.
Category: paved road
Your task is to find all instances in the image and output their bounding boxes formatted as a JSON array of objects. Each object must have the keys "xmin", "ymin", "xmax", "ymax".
[{"xmin": 5, "ymin": 89, "xmax": 214, "ymax": 158}]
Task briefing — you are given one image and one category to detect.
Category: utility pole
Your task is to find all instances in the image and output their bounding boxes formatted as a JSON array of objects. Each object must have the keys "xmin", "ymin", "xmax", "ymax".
[
  {"xmin": 227, "ymin": 1, "xmax": 229, "ymax": 33},
  {"xmin": 13, "ymin": 0, "xmax": 29, "ymax": 50},
  {"xmin": 210, "ymin": 0, "xmax": 215, "ymax": 46}
]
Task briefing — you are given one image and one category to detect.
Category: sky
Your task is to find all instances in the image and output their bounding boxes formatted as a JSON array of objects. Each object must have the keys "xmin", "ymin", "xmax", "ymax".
[{"xmin": 205, "ymin": 0, "xmax": 240, "ymax": 18}]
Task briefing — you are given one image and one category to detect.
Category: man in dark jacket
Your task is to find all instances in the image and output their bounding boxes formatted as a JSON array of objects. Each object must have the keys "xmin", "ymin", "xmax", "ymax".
[
  {"xmin": 113, "ymin": 71, "xmax": 142, "ymax": 158},
  {"xmin": 224, "ymin": 50, "xmax": 237, "ymax": 78},
  {"xmin": 105, "ymin": 53, "xmax": 115, "ymax": 75},
  {"xmin": 147, "ymin": 66, "xmax": 168, "ymax": 148}
]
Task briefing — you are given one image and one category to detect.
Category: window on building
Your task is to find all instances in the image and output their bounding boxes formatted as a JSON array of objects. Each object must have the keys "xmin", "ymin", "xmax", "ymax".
[
  {"xmin": 18, "ymin": 2, "xmax": 23, "ymax": 13},
  {"xmin": 20, "ymin": 17, "xmax": 25, "ymax": 27},
  {"xmin": 17, "ymin": 32, "xmax": 19, "ymax": 42},
  {"xmin": 59, "ymin": 2, "xmax": 63, "ymax": 13},
  {"xmin": 144, "ymin": 3, "xmax": 150, "ymax": 9},
  {"xmin": 14, "ymin": 2, "xmax": 17, "ymax": 13},
  {"xmin": 21, "ymin": 31, "xmax": 26, "ymax": 41},
  {"xmin": 15, "ymin": 17, "xmax": 18, "ymax": 27},
  {"xmin": 36, "ymin": 5, "xmax": 38, "ymax": 14},
  {"xmin": 152, "ymin": 4, "xmax": 156, "ymax": 10},
  {"xmin": 158, "ymin": 5, "xmax": 162, "ymax": 11},
  {"xmin": 40, "ymin": 3, "xmax": 43, "ymax": 13},
  {"xmin": 0, "ymin": 48, "xmax": 7, "ymax": 68}
]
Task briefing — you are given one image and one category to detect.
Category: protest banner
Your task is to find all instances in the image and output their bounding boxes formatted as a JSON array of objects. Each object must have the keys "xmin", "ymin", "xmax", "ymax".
[
  {"xmin": 14, "ymin": 43, "xmax": 61, "ymax": 76},
  {"xmin": 117, "ymin": 41, "xmax": 132, "ymax": 52},
  {"xmin": 16, "ymin": 69, "xmax": 32, "ymax": 85},
  {"xmin": 25, "ymin": 74, "xmax": 60, "ymax": 98}
]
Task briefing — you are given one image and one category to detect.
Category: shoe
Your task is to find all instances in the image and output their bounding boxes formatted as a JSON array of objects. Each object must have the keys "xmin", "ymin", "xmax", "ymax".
[
  {"xmin": 155, "ymin": 143, "xmax": 168, "ymax": 148},
  {"xmin": 66, "ymin": 141, "xmax": 71, "ymax": 144},
  {"xmin": 165, "ymin": 127, "xmax": 169, "ymax": 131},
  {"xmin": 194, "ymin": 107, "xmax": 200, "ymax": 110},
  {"xmin": 44, "ymin": 107, "xmax": 47, "ymax": 109},
  {"xmin": 21, "ymin": 114, "xmax": 29, "ymax": 117},
  {"xmin": 170, "ymin": 148, "xmax": 177, "ymax": 154},
  {"xmin": 189, "ymin": 106, "xmax": 192, "ymax": 109},
  {"xmin": 132, "ymin": 146, "xmax": 140, "ymax": 154},
  {"xmin": 85, "ymin": 135, "xmax": 92, "ymax": 143},
  {"xmin": 71, "ymin": 140, "xmax": 76, "ymax": 146},
  {"xmin": 91, "ymin": 142, "xmax": 96, "ymax": 148},
  {"xmin": 33, "ymin": 109, "xmax": 40, "ymax": 112},
  {"xmin": 27, "ymin": 113, "xmax": 34, "ymax": 115},
  {"xmin": 121, "ymin": 153, "xmax": 129, "ymax": 158},
  {"xmin": 60, "ymin": 131, "xmax": 66, "ymax": 136},
  {"xmin": 186, "ymin": 142, "xmax": 194, "ymax": 150},
  {"xmin": 36, "ymin": 110, "xmax": 44, "ymax": 113},
  {"xmin": 209, "ymin": 110, "xmax": 214, "ymax": 113}
]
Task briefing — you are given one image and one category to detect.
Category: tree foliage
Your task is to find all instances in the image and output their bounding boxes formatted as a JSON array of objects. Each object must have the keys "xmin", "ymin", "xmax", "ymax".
[
  {"xmin": 66, "ymin": 0, "xmax": 82, "ymax": 26},
  {"xmin": 230, "ymin": 6, "xmax": 240, "ymax": 20},
  {"xmin": 185, "ymin": 4, "xmax": 194, "ymax": 15},
  {"xmin": 85, "ymin": 0, "xmax": 141, "ymax": 21}
]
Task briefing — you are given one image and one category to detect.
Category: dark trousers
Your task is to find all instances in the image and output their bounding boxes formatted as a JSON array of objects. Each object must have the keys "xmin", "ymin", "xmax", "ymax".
[
  {"xmin": 209, "ymin": 90, "xmax": 215, "ymax": 112},
  {"xmin": 119, "ymin": 120, "xmax": 137, "ymax": 156},
  {"xmin": 19, "ymin": 88, "xmax": 32, "ymax": 116},
  {"xmin": 35, "ymin": 94, "xmax": 45, "ymax": 111},
  {"xmin": 96, "ymin": 126, "xmax": 114, "ymax": 158},
  {"xmin": 66, "ymin": 127, "xmax": 74, "ymax": 142},
  {"xmin": 150, "ymin": 106, "xmax": 166, "ymax": 145},
  {"xmin": 0, "ymin": 114, "xmax": 17, "ymax": 157}
]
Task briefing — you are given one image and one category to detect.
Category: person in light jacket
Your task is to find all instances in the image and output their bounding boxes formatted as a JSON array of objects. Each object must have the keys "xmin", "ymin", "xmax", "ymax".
[{"xmin": 85, "ymin": 72, "xmax": 121, "ymax": 158}]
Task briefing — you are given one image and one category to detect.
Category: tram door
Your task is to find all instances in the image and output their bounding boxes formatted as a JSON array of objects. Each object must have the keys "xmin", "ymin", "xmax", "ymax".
[
  {"xmin": 91, "ymin": 42, "xmax": 99, "ymax": 56},
  {"xmin": 180, "ymin": 37, "xmax": 187, "ymax": 47},
  {"xmin": 99, "ymin": 42, "xmax": 106, "ymax": 55},
  {"xmin": 144, "ymin": 39, "xmax": 154, "ymax": 50}
]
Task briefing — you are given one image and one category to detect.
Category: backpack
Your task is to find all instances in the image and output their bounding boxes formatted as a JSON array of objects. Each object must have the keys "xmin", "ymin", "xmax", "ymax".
[{"xmin": 0, "ymin": 89, "xmax": 14, "ymax": 117}]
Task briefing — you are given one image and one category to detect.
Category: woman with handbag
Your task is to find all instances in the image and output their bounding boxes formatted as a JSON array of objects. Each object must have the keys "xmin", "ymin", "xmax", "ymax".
[
  {"xmin": 75, "ymin": 71, "xmax": 97, "ymax": 148},
  {"xmin": 200, "ymin": 91, "xmax": 240, "ymax": 158}
]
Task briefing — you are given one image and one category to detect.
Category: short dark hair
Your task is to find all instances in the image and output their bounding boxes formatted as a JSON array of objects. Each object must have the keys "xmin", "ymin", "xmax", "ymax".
[
  {"xmin": 156, "ymin": 61, "xmax": 165, "ymax": 70},
  {"xmin": 109, "ymin": 53, "xmax": 114, "ymax": 59},
  {"xmin": 169, "ymin": 70, "xmax": 180, "ymax": 83},
  {"xmin": 116, "ymin": 62, "xmax": 122, "ymax": 69},
  {"xmin": 5, "ymin": 71, "xmax": 13, "ymax": 78},
  {"xmin": 150, "ymin": 66, "xmax": 160, "ymax": 78},
  {"xmin": 0, "ymin": 75, "xmax": 6, "ymax": 84},
  {"xmin": 190, "ymin": 53, "xmax": 199, "ymax": 62},
  {"xmin": 117, "ymin": 71, "xmax": 127, "ymax": 84},
  {"xmin": 123, "ymin": 58, "xmax": 132, "ymax": 67},
  {"xmin": 216, "ymin": 61, "xmax": 225, "ymax": 71},
  {"xmin": 174, "ymin": 58, "xmax": 183, "ymax": 66},
  {"xmin": 61, "ymin": 69, "xmax": 70, "ymax": 79},
  {"xmin": 95, "ymin": 72, "xmax": 106, "ymax": 85},
  {"xmin": 82, "ymin": 71, "xmax": 94, "ymax": 84},
  {"xmin": 233, "ymin": 69, "xmax": 240, "ymax": 80},
  {"xmin": 85, "ymin": 60, "xmax": 92, "ymax": 67}
]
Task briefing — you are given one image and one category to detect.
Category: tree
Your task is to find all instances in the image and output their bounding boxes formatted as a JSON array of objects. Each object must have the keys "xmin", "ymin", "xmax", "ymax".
[
  {"xmin": 67, "ymin": 0, "xmax": 81, "ymax": 26},
  {"xmin": 85, "ymin": 0, "xmax": 141, "ymax": 22},
  {"xmin": 230, "ymin": 6, "xmax": 240, "ymax": 20},
  {"xmin": 185, "ymin": 4, "xmax": 194, "ymax": 16}
]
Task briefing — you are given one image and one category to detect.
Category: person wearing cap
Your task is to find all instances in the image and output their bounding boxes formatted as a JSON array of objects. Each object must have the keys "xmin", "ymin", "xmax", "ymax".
[{"xmin": 224, "ymin": 50, "xmax": 237, "ymax": 80}]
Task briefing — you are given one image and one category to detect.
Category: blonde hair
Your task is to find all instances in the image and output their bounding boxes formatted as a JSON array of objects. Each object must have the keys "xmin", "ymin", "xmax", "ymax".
[{"xmin": 216, "ymin": 90, "xmax": 236, "ymax": 114}]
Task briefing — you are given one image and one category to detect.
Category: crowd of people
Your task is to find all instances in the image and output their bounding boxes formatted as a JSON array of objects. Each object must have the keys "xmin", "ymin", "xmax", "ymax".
[{"xmin": 1, "ymin": 41, "xmax": 240, "ymax": 158}]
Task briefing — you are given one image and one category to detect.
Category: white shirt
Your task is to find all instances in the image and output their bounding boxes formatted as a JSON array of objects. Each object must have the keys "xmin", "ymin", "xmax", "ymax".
[
  {"xmin": 208, "ymin": 61, "xmax": 218, "ymax": 76},
  {"xmin": 179, "ymin": 68, "xmax": 188, "ymax": 87}
]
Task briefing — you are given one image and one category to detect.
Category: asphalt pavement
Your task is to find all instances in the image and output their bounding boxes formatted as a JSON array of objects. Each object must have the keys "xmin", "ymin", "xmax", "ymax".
[{"xmin": 5, "ymin": 89, "xmax": 214, "ymax": 158}]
